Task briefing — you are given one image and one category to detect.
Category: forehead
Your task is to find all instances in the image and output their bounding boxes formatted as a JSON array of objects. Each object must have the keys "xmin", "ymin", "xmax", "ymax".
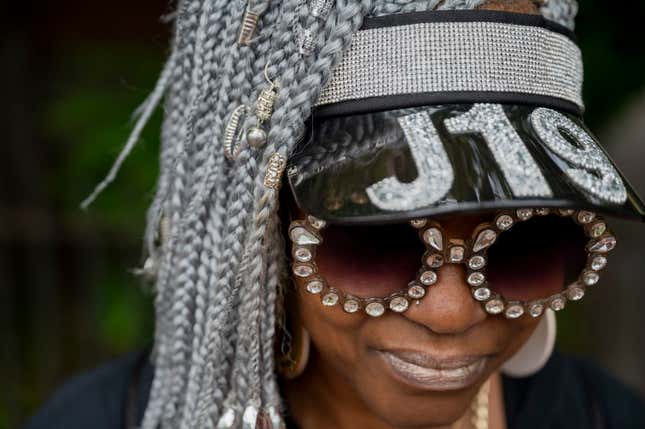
[
  {"xmin": 433, "ymin": 213, "xmax": 489, "ymax": 237},
  {"xmin": 287, "ymin": 196, "xmax": 490, "ymax": 238}
]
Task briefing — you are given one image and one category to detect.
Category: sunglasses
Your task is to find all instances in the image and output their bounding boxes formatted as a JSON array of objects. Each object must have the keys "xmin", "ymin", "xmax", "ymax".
[{"xmin": 288, "ymin": 208, "xmax": 616, "ymax": 319}]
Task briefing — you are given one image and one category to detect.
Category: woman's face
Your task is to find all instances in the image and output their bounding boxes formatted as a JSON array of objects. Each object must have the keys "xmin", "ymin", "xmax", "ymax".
[{"xmin": 288, "ymin": 213, "xmax": 548, "ymax": 428}]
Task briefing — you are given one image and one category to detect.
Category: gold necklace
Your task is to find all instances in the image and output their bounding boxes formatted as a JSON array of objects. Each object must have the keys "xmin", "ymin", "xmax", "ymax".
[
  {"xmin": 451, "ymin": 379, "xmax": 490, "ymax": 429},
  {"xmin": 470, "ymin": 379, "xmax": 490, "ymax": 429}
]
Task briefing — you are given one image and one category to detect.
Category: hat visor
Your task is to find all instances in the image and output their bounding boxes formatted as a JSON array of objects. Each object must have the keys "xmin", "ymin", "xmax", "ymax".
[{"xmin": 287, "ymin": 104, "xmax": 645, "ymax": 225}]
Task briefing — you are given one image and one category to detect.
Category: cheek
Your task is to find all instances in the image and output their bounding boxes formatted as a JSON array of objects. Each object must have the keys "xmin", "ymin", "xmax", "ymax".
[
  {"xmin": 316, "ymin": 241, "xmax": 422, "ymax": 298},
  {"xmin": 294, "ymin": 279, "xmax": 366, "ymax": 369},
  {"xmin": 317, "ymin": 251, "xmax": 421, "ymax": 298},
  {"xmin": 488, "ymin": 260, "xmax": 566, "ymax": 302},
  {"xmin": 488, "ymin": 316, "xmax": 543, "ymax": 368},
  {"xmin": 486, "ymin": 216, "xmax": 588, "ymax": 302},
  {"xmin": 308, "ymin": 223, "xmax": 425, "ymax": 298}
]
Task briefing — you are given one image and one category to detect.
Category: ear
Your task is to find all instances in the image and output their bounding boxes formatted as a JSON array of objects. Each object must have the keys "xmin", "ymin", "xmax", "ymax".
[{"xmin": 502, "ymin": 309, "xmax": 557, "ymax": 377}]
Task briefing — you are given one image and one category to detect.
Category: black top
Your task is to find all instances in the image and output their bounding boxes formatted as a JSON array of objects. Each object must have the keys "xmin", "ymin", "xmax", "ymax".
[{"xmin": 21, "ymin": 349, "xmax": 645, "ymax": 429}]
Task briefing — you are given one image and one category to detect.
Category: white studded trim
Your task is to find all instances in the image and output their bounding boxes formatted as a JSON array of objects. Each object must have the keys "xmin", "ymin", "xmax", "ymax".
[{"xmin": 289, "ymin": 208, "xmax": 615, "ymax": 319}]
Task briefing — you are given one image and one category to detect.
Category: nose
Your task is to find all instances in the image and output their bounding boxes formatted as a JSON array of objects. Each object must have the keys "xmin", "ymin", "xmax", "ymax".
[{"xmin": 404, "ymin": 264, "xmax": 487, "ymax": 335}]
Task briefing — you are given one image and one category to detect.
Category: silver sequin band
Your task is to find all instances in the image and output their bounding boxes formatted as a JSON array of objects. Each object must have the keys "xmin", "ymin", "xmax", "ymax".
[{"xmin": 316, "ymin": 19, "xmax": 583, "ymax": 112}]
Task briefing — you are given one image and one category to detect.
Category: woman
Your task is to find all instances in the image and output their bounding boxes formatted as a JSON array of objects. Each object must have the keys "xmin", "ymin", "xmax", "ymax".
[{"xmin": 23, "ymin": 0, "xmax": 645, "ymax": 428}]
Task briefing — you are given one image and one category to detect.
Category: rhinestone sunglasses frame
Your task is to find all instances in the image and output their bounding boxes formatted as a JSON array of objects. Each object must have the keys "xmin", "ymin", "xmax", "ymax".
[{"xmin": 288, "ymin": 208, "xmax": 616, "ymax": 319}]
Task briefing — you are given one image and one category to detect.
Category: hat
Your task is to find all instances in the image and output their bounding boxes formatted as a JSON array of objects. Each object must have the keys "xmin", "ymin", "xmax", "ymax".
[{"xmin": 287, "ymin": 10, "xmax": 645, "ymax": 224}]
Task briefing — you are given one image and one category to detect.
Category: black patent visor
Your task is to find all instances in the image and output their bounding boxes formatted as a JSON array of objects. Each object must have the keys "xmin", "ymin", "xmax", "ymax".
[{"xmin": 287, "ymin": 104, "xmax": 645, "ymax": 225}]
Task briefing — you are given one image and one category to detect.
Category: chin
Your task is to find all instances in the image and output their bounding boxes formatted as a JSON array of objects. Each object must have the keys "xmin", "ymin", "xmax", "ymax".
[
  {"xmin": 366, "ymin": 392, "xmax": 474, "ymax": 429},
  {"xmin": 346, "ymin": 345, "xmax": 490, "ymax": 426},
  {"xmin": 354, "ymin": 361, "xmax": 482, "ymax": 429}
]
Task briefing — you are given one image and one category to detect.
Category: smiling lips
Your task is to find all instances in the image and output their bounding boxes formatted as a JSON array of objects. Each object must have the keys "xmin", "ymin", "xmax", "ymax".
[{"xmin": 379, "ymin": 350, "xmax": 489, "ymax": 391}]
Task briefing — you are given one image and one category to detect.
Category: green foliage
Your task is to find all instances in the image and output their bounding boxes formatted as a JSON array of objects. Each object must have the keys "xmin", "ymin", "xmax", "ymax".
[
  {"xmin": 43, "ymin": 44, "xmax": 164, "ymax": 232},
  {"xmin": 577, "ymin": 0, "xmax": 645, "ymax": 128},
  {"xmin": 51, "ymin": 44, "xmax": 163, "ymax": 350},
  {"xmin": 5, "ymin": 43, "xmax": 164, "ymax": 428},
  {"xmin": 94, "ymin": 268, "xmax": 155, "ymax": 353}
]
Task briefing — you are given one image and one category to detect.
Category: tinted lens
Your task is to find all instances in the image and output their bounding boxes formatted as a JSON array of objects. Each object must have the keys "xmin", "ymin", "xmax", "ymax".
[
  {"xmin": 315, "ymin": 223, "xmax": 424, "ymax": 298},
  {"xmin": 486, "ymin": 215, "xmax": 588, "ymax": 302}
]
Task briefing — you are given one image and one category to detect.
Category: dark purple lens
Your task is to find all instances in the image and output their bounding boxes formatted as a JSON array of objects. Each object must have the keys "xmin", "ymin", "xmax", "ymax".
[
  {"xmin": 486, "ymin": 215, "xmax": 588, "ymax": 302},
  {"xmin": 315, "ymin": 223, "xmax": 425, "ymax": 298}
]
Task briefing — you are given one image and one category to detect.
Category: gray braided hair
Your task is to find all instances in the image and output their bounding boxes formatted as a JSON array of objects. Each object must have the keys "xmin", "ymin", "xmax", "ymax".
[{"xmin": 83, "ymin": 0, "xmax": 578, "ymax": 427}]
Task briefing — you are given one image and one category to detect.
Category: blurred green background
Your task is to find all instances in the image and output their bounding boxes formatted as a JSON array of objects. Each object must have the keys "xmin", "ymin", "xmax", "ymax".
[{"xmin": 2, "ymin": 1, "xmax": 645, "ymax": 428}]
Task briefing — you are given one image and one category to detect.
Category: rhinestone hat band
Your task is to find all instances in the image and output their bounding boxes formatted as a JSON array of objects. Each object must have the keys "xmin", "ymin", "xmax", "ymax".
[
  {"xmin": 289, "ymin": 209, "xmax": 616, "ymax": 319},
  {"xmin": 315, "ymin": 11, "xmax": 583, "ymax": 116}
]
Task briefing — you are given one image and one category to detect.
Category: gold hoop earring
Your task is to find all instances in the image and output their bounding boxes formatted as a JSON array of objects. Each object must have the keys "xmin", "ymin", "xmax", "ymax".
[{"xmin": 277, "ymin": 324, "xmax": 310, "ymax": 380}]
